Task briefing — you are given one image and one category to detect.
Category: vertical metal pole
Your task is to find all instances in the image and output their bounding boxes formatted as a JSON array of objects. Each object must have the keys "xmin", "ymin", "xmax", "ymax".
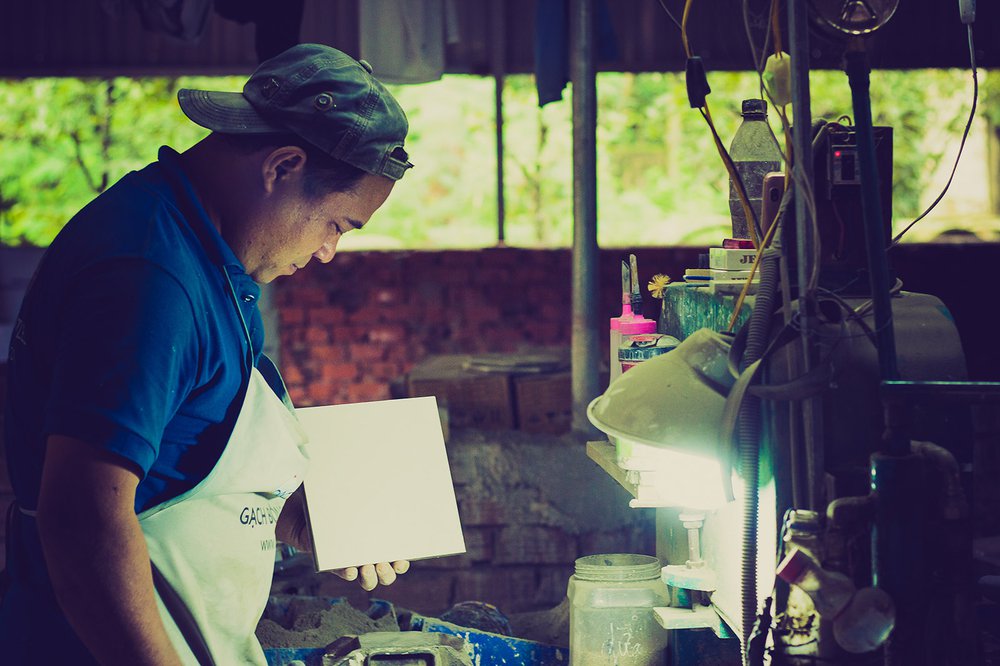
[
  {"xmin": 845, "ymin": 48, "xmax": 900, "ymax": 388},
  {"xmin": 787, "ymin": 0, "xmax": 825, "ymax": 511},
  {"xmin": 570, "ymin": 0, "xmax": 600, "ymax": 434},
  {"xmin": 491, "ymin": 0, "xmax": 506, "ymax": 246},
  {"xmin": 845, "ymin": 43, "xmax": 911, "ymax": 666}
]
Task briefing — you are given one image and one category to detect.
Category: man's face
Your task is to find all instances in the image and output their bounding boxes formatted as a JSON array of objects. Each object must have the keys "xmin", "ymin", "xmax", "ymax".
[{"xmin": 242, "ymin": 171, "xmax": 395, "ymax": 284}]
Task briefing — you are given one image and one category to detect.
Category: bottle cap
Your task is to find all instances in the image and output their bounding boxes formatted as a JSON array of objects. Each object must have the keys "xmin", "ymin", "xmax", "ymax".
[
  {"xmin": 776, "ymin": 547, "xmax": 811, "ymax": 583},
  {"xmin": 619, "ymin": 318, "xmax": 657, "ymax": 335},
  {"xmin": 742, "ymin": 98, "xmax": 768, "ymax": 116}
]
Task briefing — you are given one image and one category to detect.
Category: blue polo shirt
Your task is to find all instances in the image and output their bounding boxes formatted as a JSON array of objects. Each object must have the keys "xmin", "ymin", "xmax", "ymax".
[{"xmin": 1, "ymin": 146, "xmax": 269, "ymax": 661}]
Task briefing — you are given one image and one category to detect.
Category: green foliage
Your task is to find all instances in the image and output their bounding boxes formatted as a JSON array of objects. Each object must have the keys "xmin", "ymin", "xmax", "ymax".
[
  {"xmin": 982, "ymin": 70, "xmax": 1000, "ymax": 127},
  {"xmin": 808, "ymin": 68, "xmax": 977, "ymax": 221},
  {"xmin": 362, "ymin": 76, "xmax": 499, "ymax": 248},
  {"xmin": 0, "ymin": 76, "xmax": 229, "ymax": 245},
  {"xmin": 0, "ymin": 69, "xmax": 991, "ymax": 248}
]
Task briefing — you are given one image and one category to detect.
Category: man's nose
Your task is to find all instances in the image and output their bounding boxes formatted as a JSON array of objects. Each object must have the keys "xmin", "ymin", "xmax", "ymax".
[{"xmin": 313, "ymin": 235, "xmax": 340, "ymax": 263}]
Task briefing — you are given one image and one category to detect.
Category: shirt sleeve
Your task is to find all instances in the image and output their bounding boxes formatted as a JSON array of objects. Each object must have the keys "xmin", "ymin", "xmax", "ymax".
[{"xmin": 43, "ymin": 257, "xmax": 200, "ymax": 476}]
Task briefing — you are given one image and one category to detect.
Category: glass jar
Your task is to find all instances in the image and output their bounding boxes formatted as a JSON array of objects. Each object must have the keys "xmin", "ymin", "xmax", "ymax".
[{"xmin": 568, "ymin": 554, "xmax": 670, "ymax": 665}]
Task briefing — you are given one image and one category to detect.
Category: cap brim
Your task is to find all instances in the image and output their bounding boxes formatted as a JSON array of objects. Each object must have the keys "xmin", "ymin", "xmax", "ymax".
[{"xmin": 177, "ymin": 89, "xmax": 285, "ymax": 134}]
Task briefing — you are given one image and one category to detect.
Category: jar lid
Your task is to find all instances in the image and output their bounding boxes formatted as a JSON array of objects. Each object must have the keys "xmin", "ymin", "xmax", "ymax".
[{"xmin": 574, "ymin": 554, "xmax": 662, "ymax": 581}]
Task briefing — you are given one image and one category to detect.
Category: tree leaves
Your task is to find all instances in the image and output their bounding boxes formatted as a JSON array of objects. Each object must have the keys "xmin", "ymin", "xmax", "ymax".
[{"xmin": 0, "ymin": 70, "xmax": 992, "ymax": 248}]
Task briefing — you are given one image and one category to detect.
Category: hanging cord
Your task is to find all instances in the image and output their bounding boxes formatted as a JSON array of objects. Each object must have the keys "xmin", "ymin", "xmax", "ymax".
[
  {"xmin": 655, "ymin": 0, "xmax": 684, "ymax": 32},
  {"xmin": 742, "ymin": 0, "xmax": 792, "ymax": 167},
  {"xmin": 890, "ymin": 24, "xmax": 978, "ymax": 245},
  {"xmin": 738, "ymin": 0, "xmax": 824, "ymax": 303},
  {"xmin": 745, "ymin": 0, "xmax": 824, "ymax": 298},
  {"xmin": 769, "ymin": 0, "xmax": 782, "ymax": 54},
  {"xmin": 700, "ymin": 105, "xmax": 763, "ymax": 245},
  {"xmin": 726, "ymin": 119, "xmax": 833, "ymax": 333},
  {"xmin": 854, "ymin": 276, "xmax": 904, "ymax": 318},
  {"xmin": 814, "ymin": 288, "xmax": 879, "ymax": 346},
  {"xmin": 667, "ymin": 0, "xmax": 764, "ymax": 246},
  {"xmin": 680, "ymin": 0, "xmax": 694, "ymax": 59},
  {"xmin": 726, "ymin": 185, "xmax": 790, "ymax": 332}
]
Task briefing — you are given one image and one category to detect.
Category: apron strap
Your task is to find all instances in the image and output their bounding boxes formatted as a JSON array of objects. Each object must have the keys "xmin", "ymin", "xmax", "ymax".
[{"xmin": 151, "ymin": 562, "xmax": 217, "ymax": 666}]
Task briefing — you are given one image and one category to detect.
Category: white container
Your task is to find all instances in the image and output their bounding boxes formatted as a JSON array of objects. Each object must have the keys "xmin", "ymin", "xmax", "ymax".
[
  {"xmin": 568, "ymin": 554, "xmax": 670, "ymax": 665},
  {"xmin": 708, "ymin": 247, "xmax": 758, "ymax": 270}
]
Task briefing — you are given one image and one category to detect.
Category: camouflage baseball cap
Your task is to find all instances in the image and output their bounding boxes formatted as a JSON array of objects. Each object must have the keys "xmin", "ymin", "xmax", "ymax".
[{"xmin": 178, "ymin": 43, "xmax": 412, "ymax": 180}]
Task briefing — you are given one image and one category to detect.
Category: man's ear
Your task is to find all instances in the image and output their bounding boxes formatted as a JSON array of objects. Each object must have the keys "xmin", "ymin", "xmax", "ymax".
[{"xmin": 261, "ymin": 146, "xmax": 308, "ymax": 194}]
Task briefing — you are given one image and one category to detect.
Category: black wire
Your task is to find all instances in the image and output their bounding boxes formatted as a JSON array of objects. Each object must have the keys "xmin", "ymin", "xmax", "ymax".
[
  {"xmin": 814, "ymin": 288, "xmax": 879, "ymax": 346},
  {"xmin": 655, "ymin": 0, "xmax": 684, "ymax": 33},
  {"xmin": 742, "ymin": 0, "xmax": 775, "ymax": 75},
  {"xmin": 890, "ymin": 24, "xmax": 978, "ymax": 246}
]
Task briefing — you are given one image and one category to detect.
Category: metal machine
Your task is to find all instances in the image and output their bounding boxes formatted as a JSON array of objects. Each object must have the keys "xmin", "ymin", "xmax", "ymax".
[{"xmin": 585, "ymin": 1, "xmax": 993, "ymax": 664}]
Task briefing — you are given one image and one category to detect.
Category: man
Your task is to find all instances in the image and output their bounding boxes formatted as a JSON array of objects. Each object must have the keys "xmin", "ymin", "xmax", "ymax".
[{"xmin": 0, "ymin": 44, "xmax": 413, "ymax": 664}]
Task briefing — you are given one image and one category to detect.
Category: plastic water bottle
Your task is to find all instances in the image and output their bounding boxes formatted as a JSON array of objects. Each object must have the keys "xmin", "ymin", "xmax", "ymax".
[{"xmin": 728, "ymin": 99, "xmax": 783, "ymax": 240}]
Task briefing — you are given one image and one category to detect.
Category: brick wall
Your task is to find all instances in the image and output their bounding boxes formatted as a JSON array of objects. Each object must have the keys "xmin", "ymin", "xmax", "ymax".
[
  {"xmin": 274, "ymin": 244, "xmax": 1000, "ymax": 408},
  {"xmin": 275, "ymin": 247, "xmax": 705, "ymax": 407}
]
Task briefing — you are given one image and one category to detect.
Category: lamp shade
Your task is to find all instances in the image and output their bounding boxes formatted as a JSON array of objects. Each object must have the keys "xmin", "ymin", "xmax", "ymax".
[{"xmin": 587, "ymin": 329, "xmax": 735, "ymax": 461}]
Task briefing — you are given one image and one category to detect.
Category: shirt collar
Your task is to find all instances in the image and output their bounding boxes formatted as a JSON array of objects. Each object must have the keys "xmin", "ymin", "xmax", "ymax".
[{"xmin": 156, "ymin": 146, "xmax": 246, "ymax": 272}]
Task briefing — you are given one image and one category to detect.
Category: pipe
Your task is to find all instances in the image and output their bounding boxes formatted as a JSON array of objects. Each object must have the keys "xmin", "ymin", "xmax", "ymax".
[
  {"xmin": 737, "ymin": 239, "xmax": 780, "ymax": 654},
  {"xmin": 911, "ymin": 440, "xmax": 967, "ymax": 521},
  {"xmin": 844, "ymin": 47, "xmax": 900, "ymax": 389},
  {"xmin": 787, "ymin": 0, "xmax": 825, "ymax": 513},
  {"xmin": 844, "ymin": 49, "xmax": 912, "ymax": 665},
  {"xmin": 569, "ymin": 0, "xmax": 600, "ymax": 434},
  {"xmin": 881, "ymin": 380, "xmax": 1000, "ymax": 403},
  {"xmin": 491, "ymin": 0, "xmax": 506, "ymax": 246}
]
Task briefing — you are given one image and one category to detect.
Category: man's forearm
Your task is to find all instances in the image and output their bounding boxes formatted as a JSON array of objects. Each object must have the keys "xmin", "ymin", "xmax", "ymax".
[{"xmin": 38, "ymin": 436, "xmax": 184, "ymax": 666}]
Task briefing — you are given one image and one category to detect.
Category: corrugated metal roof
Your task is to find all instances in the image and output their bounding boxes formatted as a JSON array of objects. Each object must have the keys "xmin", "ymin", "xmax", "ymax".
[{"xmin": 0, "ymin": 0, "xmax": 994, "ymax": 78}]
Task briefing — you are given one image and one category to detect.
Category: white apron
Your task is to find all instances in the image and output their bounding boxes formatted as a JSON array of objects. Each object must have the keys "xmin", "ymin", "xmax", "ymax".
[{"xmin": 139, "ymin": 365, "xmax": 309, "ymax": 665}]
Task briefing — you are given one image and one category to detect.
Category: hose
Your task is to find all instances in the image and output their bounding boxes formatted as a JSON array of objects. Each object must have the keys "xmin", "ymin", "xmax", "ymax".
[{"xmin": 737, "ymin": 225, "xmax": 781, "ymax": 656}]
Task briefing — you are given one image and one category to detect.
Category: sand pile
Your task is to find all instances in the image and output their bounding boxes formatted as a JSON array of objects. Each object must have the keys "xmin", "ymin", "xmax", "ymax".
[
  {"xmin": 508, "ymin": 597, "xmax": 570, "ymax": 647},
  {"xmin": 256, "ymin": 597, "xmax": 400, "ymax": 649}
]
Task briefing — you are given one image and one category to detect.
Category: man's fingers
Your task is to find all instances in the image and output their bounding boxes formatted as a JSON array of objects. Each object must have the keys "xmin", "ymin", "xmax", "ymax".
[
  {"xmin": 334, "ymin": 567, "xmax": 358, "ymax": 582},
  {"xmin": 376, "ymin": 562, "xmax": 397, "ymax": 587},
  {"xmin": 335, "ymin": 562, "xmax": 408, "ymax": 590},
  {"xmin": 359, "ymin": 564, "xmax": 378, "ymax": 591}
]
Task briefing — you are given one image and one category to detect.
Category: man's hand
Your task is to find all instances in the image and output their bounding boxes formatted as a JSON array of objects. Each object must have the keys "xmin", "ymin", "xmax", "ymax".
[
  {"xmin": 276, "ymin": 490, "xmax": 410, "ymax": 591},
  {"xmin": 333, "ymin": 561, "xmax": 410, "ymax": 591}
]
